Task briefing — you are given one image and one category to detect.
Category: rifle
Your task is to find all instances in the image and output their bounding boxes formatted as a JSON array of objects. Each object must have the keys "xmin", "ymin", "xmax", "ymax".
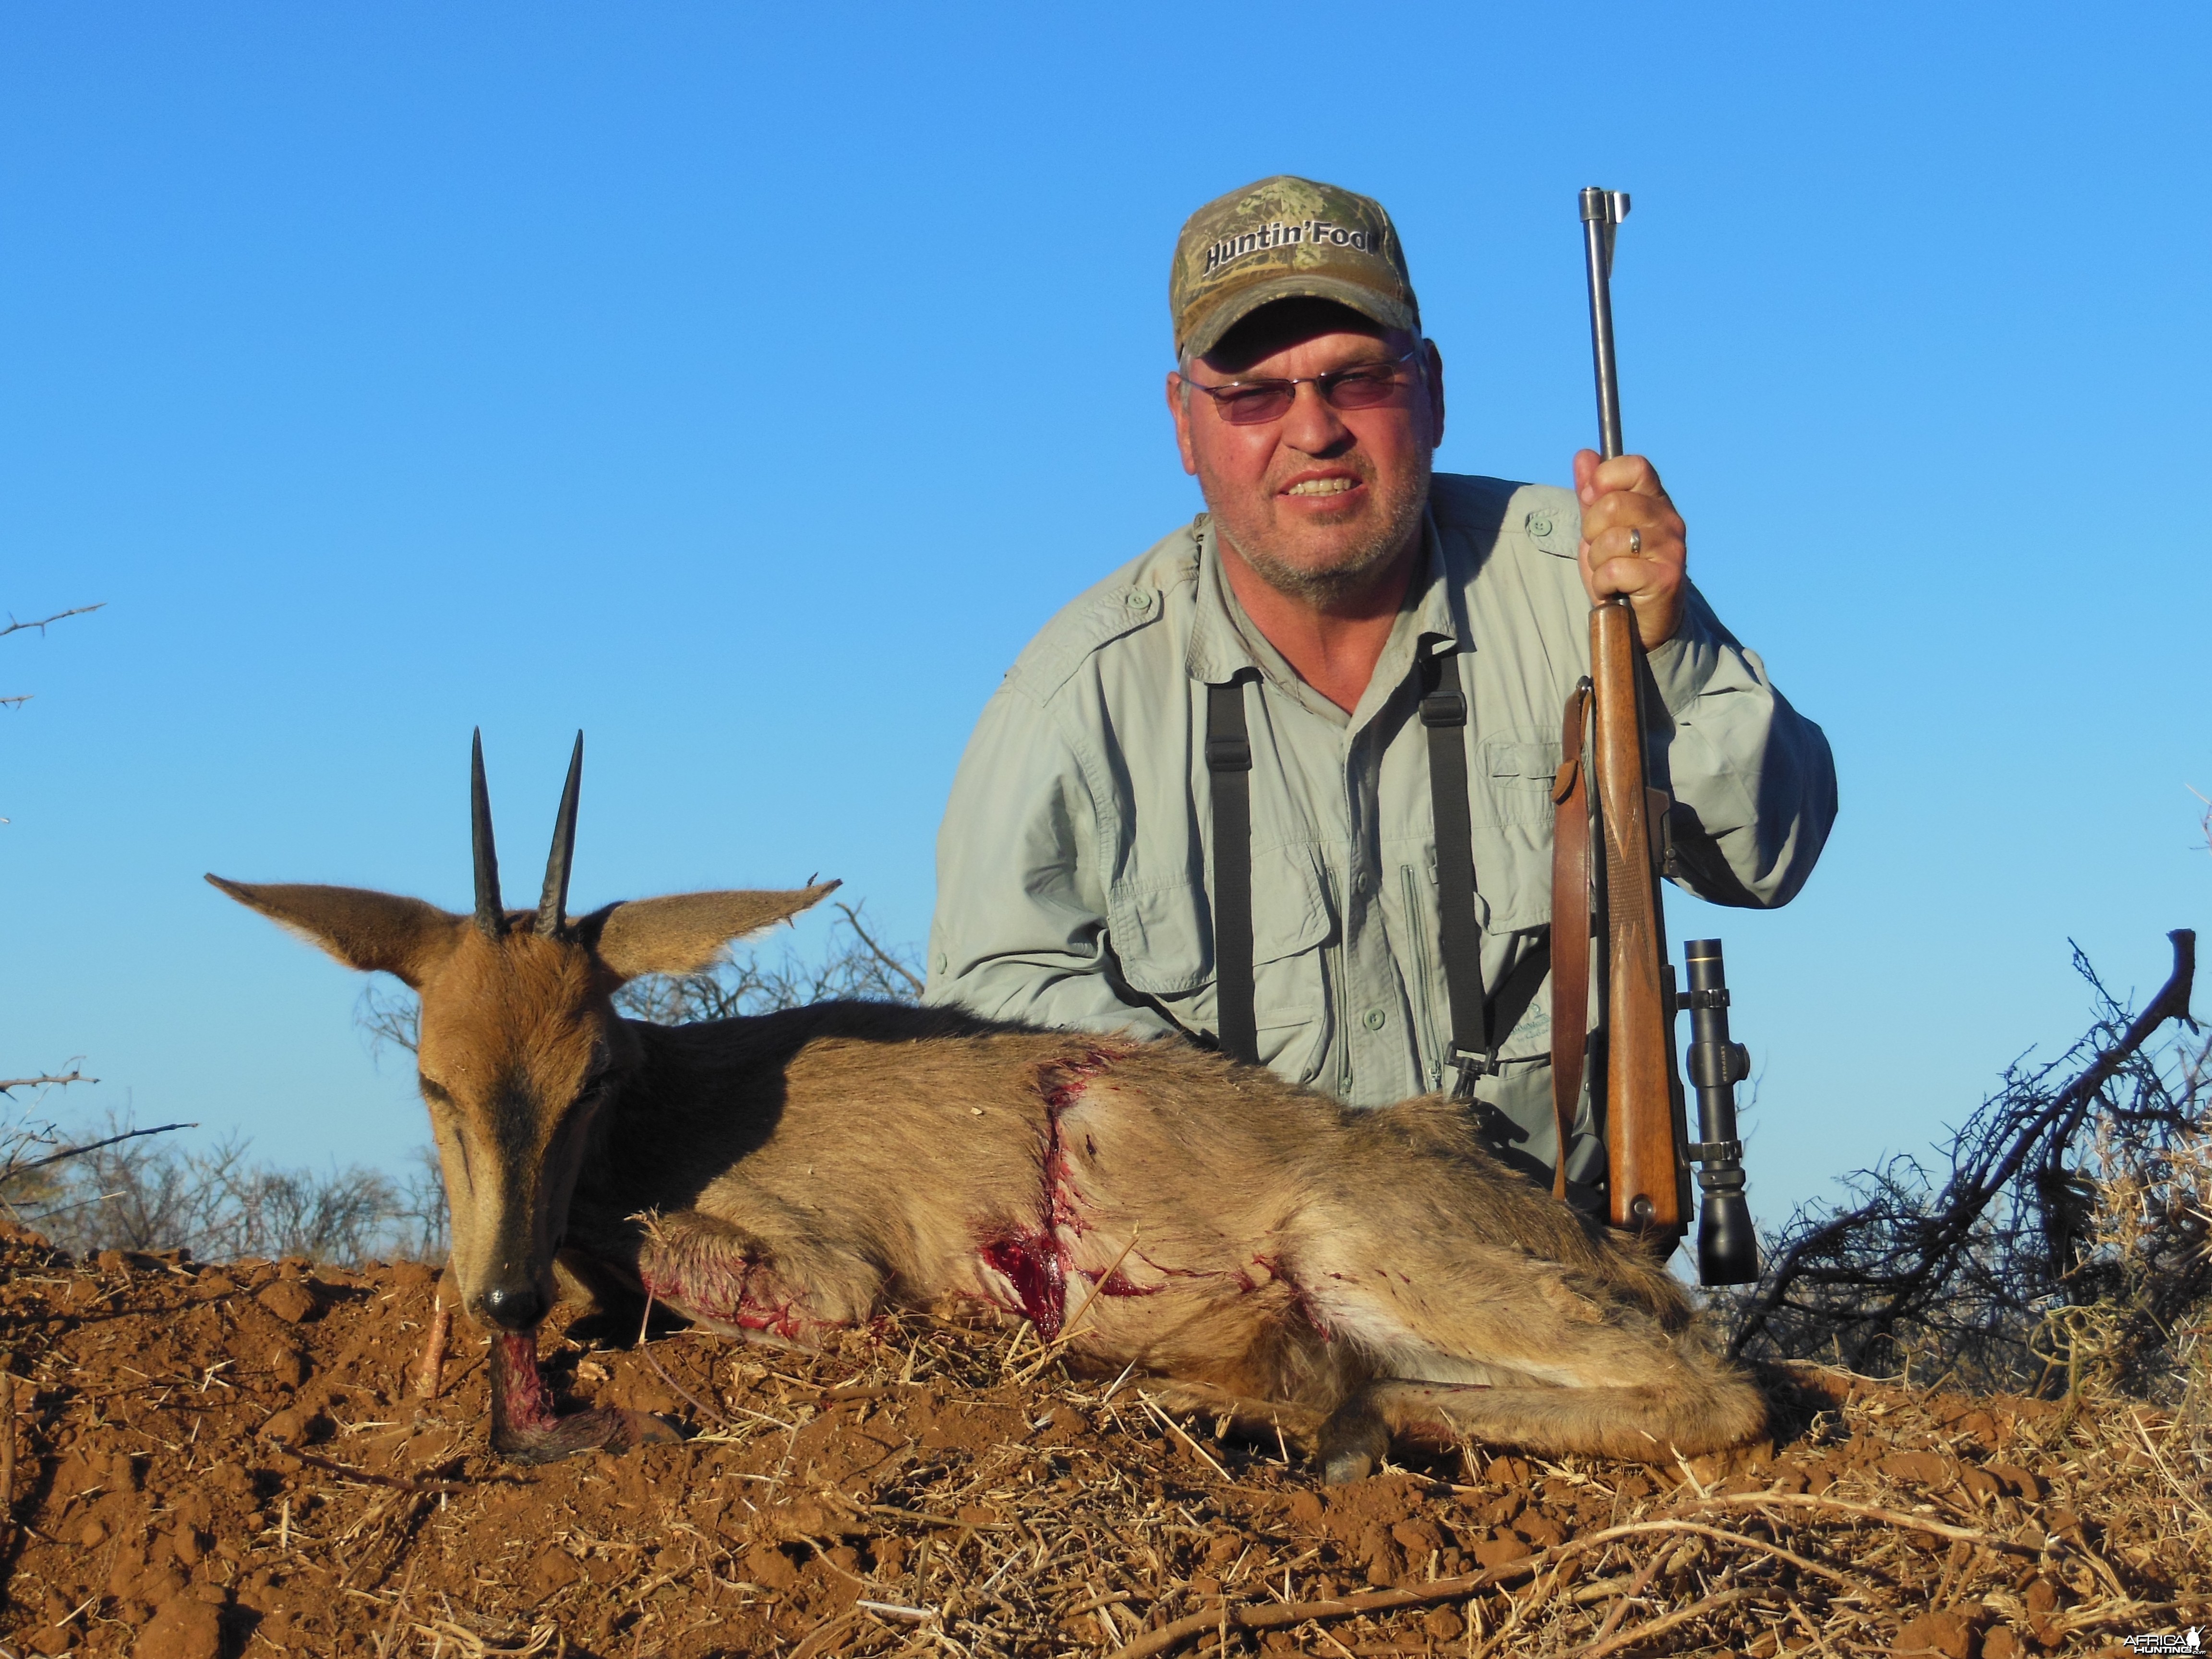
[{"xmin": 1563, "ymin": 187, "xmax": 1759, "ymax": 1285}]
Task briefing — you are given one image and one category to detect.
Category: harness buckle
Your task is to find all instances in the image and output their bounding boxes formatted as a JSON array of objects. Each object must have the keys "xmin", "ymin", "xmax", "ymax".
[
  {"xmin": 1446, "ymin": 1044, "xmax": 1504, "ymax": 1099},
  {"xmin": 1204, "ymin": 734, "xmax": 1251, "ymax": 771}
]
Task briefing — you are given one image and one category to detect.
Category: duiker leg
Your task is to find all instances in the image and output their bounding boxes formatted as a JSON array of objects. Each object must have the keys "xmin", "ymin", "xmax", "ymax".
[
  {"xmin": 1141, "ymin": 1379, "xmax": 1327, "ymax": 1457},
  {"xmin": 1326, "ymin": 1356, "xmax": 1768, "ymax": 1475},
  {"xmin": 1303, "ymin": 1245, "xmax": 1767, "ymax": 1476},
  {"xmin": 1289, "ymin": 1104, "xmax": 1766, "ymax": 1476},
  {"xmin": 633, "ymin": 1206, "xmax": 881, "ymax": 1349}
]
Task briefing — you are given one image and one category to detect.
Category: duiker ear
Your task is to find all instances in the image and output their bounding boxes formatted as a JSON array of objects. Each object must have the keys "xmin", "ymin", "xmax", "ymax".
[
  {"xmin": 207, "ymin": 876, "xmax": 464, "ymax": 989},
  {"xmin": 577, "ymin": 882, "xmax": 840, "ymax": 982}
]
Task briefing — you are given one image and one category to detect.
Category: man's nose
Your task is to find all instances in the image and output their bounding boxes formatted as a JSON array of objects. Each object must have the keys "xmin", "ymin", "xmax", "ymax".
[
  {"xmin": 479, "ymin": 1284, "xmax": 546, "ymax": 1331},
  {"xmin": 1280, "ymin": 381, "xmax": 1352, "ymax": 452}
]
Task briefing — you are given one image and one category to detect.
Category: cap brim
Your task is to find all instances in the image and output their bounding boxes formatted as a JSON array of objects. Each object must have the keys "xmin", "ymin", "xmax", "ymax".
[{"xmin": 1181, "ymin": 273, "xmax": 1419, "ymax": 361}]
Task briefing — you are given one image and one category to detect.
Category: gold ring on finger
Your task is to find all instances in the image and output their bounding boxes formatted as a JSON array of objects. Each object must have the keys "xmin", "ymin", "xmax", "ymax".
[{"xmin": 1628, "ymin": 526, "xmax": 1643, "ymax": 556}]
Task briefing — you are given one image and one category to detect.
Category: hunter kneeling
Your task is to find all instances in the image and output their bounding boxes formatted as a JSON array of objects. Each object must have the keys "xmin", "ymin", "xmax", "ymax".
[
  {"xmin": 926, "ymin": 176, "xmax": 1835, "ymax": 1210},
  {"xmin": 208, "ymin": 181, "xmax": 1829, "ymax": 1481}
]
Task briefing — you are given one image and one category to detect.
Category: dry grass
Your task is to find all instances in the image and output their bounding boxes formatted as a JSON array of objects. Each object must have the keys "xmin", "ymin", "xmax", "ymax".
[{"xmin": 0, "ymin": 1226, "xmax": 2205, "ymax": 1656}]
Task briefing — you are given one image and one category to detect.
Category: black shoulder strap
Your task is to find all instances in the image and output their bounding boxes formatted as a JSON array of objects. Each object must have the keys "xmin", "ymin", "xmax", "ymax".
[
  {"xmin": 1420, "ymin": 651, "xmax": 1497, "ymax": 1097},
  {"xmin": 1206, "ymin": 671, "xmax": 1261, "ymax": 1065}
]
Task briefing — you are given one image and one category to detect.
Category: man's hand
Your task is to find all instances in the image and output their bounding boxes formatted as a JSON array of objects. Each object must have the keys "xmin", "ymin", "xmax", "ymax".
[{"xmin": 1573, "ymin": 449, "xmax": 1685, "ymax": 649}]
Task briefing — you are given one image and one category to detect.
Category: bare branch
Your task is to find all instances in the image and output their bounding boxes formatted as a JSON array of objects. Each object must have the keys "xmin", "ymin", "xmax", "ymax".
[
  {"xmin": 11, "ymin": 1121, "xmax": 194, "ymax": 1176},
  {"xmin": 0, "ymin": 603, "xmax": 104, "ymax": 641},
  {"xmin": 1725, "ymin": 928, "xmax": 2206, "ymax": 1396},
  {"xmin": 0, "ymin": 1070, "xmax": 96, "ymax": 1096},
  {"xmin": 834, "ymin": 901, "xmax": 926, "ymax": 996},
  {"xmin": 610, "ymin": 894, "xmax": 924, "ymax": 1027}
]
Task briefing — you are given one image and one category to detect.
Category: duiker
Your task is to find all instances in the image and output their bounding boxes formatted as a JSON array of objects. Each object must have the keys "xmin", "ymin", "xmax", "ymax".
[{"xmin": 211, "ymin": 735, "xmax": 1766, "ymax": 1477}]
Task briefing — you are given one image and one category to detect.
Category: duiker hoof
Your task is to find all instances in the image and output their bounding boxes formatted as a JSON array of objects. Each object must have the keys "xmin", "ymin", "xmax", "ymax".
[
  {"xmin": 1316, "ymin": 1393, "xmax": 1390, "ymax": 1485},
  {"xmin": 493, "ymin": 1406, "xmax": 681, "ymax": 1465},
  {"xmin": 1321, "ymin": 1449, "xmax": 1376, "ymax": 1485}
]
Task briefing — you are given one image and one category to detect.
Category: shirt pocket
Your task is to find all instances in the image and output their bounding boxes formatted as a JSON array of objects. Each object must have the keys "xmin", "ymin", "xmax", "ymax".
[
  {"xmin": 1251, "ymin": 852, "xmax": 1338, "ymax": 1087},
  {"xmin": 1109, "ymin": 849, "xmax": 1338, "ymax": 1084},
  {"xmin": 1472, "ymin": 728, "xmax": 1564, "ymax": 828}
]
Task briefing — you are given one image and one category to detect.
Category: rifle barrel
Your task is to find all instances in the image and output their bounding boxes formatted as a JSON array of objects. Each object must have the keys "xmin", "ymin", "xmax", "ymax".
[{"xmin": 1578, "ymin": 187, "xmax": 1630, "ymax": 461}]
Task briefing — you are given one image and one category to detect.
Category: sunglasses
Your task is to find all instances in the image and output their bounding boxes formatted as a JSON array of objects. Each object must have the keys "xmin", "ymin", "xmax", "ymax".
[{"xmin": 1179, "ymin": 346, "xmax": 1422, "ymax": 426}]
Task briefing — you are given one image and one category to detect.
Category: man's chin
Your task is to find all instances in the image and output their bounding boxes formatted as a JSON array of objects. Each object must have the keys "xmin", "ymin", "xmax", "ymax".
[{"xmin": 1238, "ymin": 541, "xmax": 1408, "ymax": 609}]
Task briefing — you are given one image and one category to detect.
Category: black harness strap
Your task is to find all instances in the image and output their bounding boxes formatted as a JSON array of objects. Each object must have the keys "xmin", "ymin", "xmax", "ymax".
[
  {"xmin": 1208, "ymin": 651, "xmax": 1550, "ymax": 1099},
  {"xmin": 1205, "ymin": 671, "xmax": 1261, "ymax": 1065},
  {"xmin": 1419, "ymin": 652, "xmax": 1500, "ymax": 1097}
]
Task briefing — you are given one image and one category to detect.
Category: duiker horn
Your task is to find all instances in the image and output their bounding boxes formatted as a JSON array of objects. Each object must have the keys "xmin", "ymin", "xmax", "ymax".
[
  {"xmin": 471, "ymin": 729, "xmax": 507, "ymax": 939},
  {"xmin": 537, "ymin": 732, "xmax": 583, "ymax": 938}
]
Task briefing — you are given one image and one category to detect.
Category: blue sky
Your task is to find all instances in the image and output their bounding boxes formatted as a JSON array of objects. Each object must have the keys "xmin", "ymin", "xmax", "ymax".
[{"xmin": 4, "ymin": 4, "xmax": 2205, "ymax": 1232}]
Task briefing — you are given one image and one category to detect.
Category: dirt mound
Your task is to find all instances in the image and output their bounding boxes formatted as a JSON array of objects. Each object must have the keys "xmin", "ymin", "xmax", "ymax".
[{"xmin": 0, "ymin": 1222, "xmax": 2202, "ymax": 1658}]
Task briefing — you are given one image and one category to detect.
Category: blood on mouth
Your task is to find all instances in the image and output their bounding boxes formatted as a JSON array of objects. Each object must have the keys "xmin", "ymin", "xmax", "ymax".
[{"xmin": 493, "ymin": 1332, "xmax": 562, "ymax": 1433}]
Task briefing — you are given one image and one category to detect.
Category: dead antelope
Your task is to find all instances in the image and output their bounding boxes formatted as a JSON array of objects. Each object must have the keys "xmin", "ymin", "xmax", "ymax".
[{"xmin": 210, "ymin": 734, "xmax": 1766, "ymax": 1479}]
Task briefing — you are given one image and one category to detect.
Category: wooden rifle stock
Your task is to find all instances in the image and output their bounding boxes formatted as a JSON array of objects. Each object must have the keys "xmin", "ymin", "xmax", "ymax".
[
  {"xmin": 1574, "ymin": 186, "xmax": 1690, "ymax": 1255},
  {"xmin": 1588, "ymin": 597, "xmax": 1690, "ymax": 1248}
]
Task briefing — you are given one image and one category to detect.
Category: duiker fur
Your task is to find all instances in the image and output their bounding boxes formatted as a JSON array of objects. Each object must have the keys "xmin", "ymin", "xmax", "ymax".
[{"xmin": 210, "ymin": 735, "xmax": 1766, "ymax": 1478}]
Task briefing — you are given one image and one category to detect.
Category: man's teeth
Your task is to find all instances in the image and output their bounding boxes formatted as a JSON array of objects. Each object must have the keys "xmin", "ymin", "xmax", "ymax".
[{"xmin": 1286, "ymin": 477, "xmax": 1357, "ymax": 497}]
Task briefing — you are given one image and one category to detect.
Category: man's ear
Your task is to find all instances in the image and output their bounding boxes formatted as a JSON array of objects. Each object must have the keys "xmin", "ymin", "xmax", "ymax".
[
  {"xmin": 207, "ymin": 876, "xmax": 464, "ymax": 989},
  {"xmin": 1423, "ymin": 337, "xmax": 1445, "ymax": 448},
  {"xmin": 576, "ymin": 882, "xmax": 840, "ymax": 982},
  {"xmin": 1166, "ymin": 369, "xmax": 1200, "ymax": 477}
]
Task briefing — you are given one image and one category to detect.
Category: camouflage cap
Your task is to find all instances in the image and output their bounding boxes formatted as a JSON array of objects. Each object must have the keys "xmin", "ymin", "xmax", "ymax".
[{"xmin": 1170, "ymin": 175, "xmax": 1419, "ymax": 361}]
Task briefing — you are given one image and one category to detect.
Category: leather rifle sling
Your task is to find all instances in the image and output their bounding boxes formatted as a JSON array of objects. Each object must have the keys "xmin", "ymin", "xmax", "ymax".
[
  {"xmin": 1205, "ymin": 671, "xmax": 1261, "ymax": 1065},
  {"xmin": 1548, "ymin": 679, "xmax": 1596, "ymax": 1201},
  {"xmin": 1419, "ymin": 652, "xmax": 1493, "ymax": 1097}
]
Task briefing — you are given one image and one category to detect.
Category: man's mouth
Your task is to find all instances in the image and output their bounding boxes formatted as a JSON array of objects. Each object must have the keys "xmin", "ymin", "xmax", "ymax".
[{"xmin": 1284, "ymin": 477, "xmax": 1358, "ymax": 498}]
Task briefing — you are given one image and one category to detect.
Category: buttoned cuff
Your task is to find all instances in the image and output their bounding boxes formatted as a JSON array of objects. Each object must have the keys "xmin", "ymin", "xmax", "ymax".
[{"xmin": 1646, "ymin": 596, "xmax": 1723, "ymax": 718}]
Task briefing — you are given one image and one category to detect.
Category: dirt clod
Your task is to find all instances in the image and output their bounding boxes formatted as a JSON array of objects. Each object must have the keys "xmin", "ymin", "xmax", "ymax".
[
  {"xmin": 253, "ymin": 1278, "xmax": 318, "ymax": 1324},
  {"xmin": 134, "ymin": 1598, "xmax": 221, "ymax": 1659},
  {"xmin": 1892, "ymin": 1608, "xmax": 1976, "ymax": 1657}
]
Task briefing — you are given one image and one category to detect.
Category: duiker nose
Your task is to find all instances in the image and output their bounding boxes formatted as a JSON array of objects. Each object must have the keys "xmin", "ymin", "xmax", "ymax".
[{"xmin": 480, "ymin": 1285, "xmax": 546, "ymax": 1331}]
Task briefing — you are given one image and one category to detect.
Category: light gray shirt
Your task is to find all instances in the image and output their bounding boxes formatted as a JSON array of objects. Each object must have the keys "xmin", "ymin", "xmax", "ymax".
[{"xmin": 924, "ymin": 473, "xmax": 1836, "ymax": 1181}]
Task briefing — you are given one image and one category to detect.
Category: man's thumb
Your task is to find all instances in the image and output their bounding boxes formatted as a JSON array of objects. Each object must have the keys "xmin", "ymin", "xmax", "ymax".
[{"xmin": 1572, "ymin": 448, "xmax": 1601, "ymax": 500}]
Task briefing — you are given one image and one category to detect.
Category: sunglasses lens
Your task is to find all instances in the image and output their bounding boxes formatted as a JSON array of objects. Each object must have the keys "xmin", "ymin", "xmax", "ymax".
[
  {"xmin": 1214, "ymin": 385, "xmax": 1294, "ymax": 424},
  {"xmin": 1324, "ymin": 370, "xmax": 1403, "ymax": 410}
]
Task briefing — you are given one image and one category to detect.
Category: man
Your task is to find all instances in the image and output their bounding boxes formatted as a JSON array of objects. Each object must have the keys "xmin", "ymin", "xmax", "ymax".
[{"xmin": 924, "ymin": 176, "xmax": 1836, "ymax": 1190}]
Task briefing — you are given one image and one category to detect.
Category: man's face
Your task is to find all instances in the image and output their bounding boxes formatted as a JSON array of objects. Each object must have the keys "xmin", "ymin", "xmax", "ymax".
[{"xmin": 1167, "ymin": 301, "xmax": 1445, "ymax": 610}]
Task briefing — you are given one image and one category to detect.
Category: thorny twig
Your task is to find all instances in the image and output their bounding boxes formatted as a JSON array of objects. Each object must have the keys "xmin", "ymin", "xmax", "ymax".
[
  {"xmin": 0, "ymin": 603, "xmax": 104, "ymax": 710},
  {"xmin": 0, "ymin": 605, "xmax": 104, "ymax": 643},
  {"xmin": 1728, "ymin": 929, "xmax": 2203, "ymax": 1393},
  {"xmin": 6, "ymin": 1120, "xmax": 191, "ymax": 1174},
  {"xmin": 265, "ymin": 1439, "xmax": 486, "ymax": 1493},
  {"xmin": 0, "ymin": 1071, "xmax": 97, "ymax": 1098}
]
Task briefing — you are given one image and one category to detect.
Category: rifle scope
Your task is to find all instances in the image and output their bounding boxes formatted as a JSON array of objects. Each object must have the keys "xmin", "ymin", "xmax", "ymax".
[{"xmin": 1680, "ymin": 939, "xmax": 1759, "ymax": 1285}]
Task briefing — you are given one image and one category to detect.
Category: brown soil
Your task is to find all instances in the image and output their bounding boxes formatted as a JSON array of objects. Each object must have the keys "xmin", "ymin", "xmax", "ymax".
[{"xmin": 0, "ymin": 1222, "xmax": 2202, "ymax": 1658}]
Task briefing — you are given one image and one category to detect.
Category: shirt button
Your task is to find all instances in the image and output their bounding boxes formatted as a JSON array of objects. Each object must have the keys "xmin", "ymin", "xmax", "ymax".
[
  {"xmin": 1363, "ymin": 1009, "xmax": 1387, "ymax": 1031},
  {"xmin": 1125, "ymin": 589, "xmax": 1154, "ymax": 613},
  {"xmin": 1527, "ymin": 513, "xmax": 1553, "ymax": 538}
]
